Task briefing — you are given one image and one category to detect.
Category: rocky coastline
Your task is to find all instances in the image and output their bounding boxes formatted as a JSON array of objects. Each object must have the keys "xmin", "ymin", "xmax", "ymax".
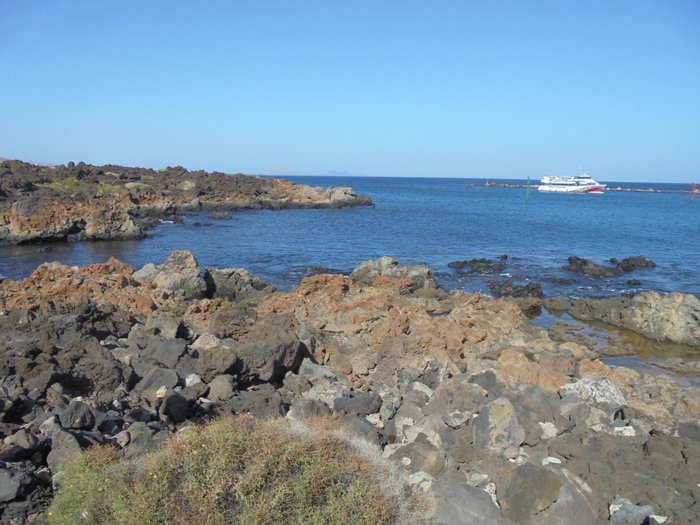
[
  {"xmin": 0, "ymin": 160, "xmax": 371, "ymax": 245},
  {"xmin": 1, "ymin": 253, "xmax": 698, "ymax": 524}
]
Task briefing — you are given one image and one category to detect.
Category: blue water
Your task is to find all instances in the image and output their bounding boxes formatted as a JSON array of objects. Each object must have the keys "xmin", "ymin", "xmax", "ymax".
[{"xmin": 1, "ymin": 177, "xmax": 699, "ymax": 298}]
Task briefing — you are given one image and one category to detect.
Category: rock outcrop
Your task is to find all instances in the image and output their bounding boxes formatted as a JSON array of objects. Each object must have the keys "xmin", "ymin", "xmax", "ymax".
[{"xmin": 564, "ymin": 291, "xmax": 700, "ymax": 348}]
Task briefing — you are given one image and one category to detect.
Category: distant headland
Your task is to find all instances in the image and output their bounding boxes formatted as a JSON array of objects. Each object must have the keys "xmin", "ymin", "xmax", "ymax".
[{"xmin": 0, "ymin": 159, "xmax": 372, "ymax": 245}]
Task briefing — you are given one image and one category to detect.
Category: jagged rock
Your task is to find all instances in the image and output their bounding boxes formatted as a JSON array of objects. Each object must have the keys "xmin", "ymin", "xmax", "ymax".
[
  {"xmin": 134, "ymin": 367, "xmax": 180, "ymax": 392},
  {"xmin": 333, "ymin": 391, "xmax": 382, "ymax": 416},
  {"xmin": 46, "ymin": 429, "xmax": 82, "ymax": 471},
  {"xmin": 490, "ymin": 279, "xmax": 543, "ymax": 299},
  {"xmin": 234, "ymin": 314, "xmax": 303, "ymax": 383},
  {"xmin": 159, "ymin": 390, "xmax": 190, "ymax": 424},
  {"xmin": 152, "ymin": 251, "xmax": 207, "ymax": 300},
  {"xmin": 230, "ymin": 384, "xmax": 284, "ymax": 418},
  {"xmin": 448, "ymin": 258, "xmax": 506, "ymax": 273},
  {"xmin": 350, "ymin": 256, "xmax": 443, "ymax": 297},
  {"xmin": 205, "ymin": 267, "xmax": 275, "ymax": 301},
  {"xmin": 298, "ymin": 358, "xmax": 339, "ymax": 384},
  {"xmin": 143, "ymin": 313, "xmax": 183, "ymax": 339},
  {"xmin": 207, "ymin": 374, "xmax": 238, "ymax": 401},
  {"xmin": 287, "ymin": 399, "xmax": 332, "ymax": 419},
  {"xmin": 141, "ymin": 336, "xmax": 187, "ymax": 369},
  {"xmin": 558, "ymin": 378, "xmax": 626, "ymax": 412},
  {"xmin": 563, "ymin": 256, "xmax": 620, "ymax": 277},
  {"xmin": 124, "ymin": 422, "xmax": 156, "ymax": 459},
  {"xmin": 0, "ymin": 467, "xmax": 31, "ymax": 504},
  {"xmin": 132, "ymin": 263, "xmax": 157, "ymax": 282},
  {"xmin": 613, "ymin": 255, "xmax": 656, "ymax": 272},
  {"xmin": 58, "ymin": 400, "xmax": 95, "ymax": 430},
  {"xmin": 192, "ymin": 342, "xmax": 239, "ymax": 383},
  {"xmin": 609, "ymin": 500, "xmax": 655, "ymax": 524}
]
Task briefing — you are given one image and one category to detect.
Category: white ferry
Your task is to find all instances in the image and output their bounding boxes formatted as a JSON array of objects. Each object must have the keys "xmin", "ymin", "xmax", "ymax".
[{"xmin": 537, "ymin": 173, "xmax": 606, "ymax": 193}]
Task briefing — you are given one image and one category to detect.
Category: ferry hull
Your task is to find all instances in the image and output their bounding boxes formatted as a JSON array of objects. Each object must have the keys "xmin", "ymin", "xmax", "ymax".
[{"xmin": 538, "ymin": 185, "xmax": 605, "ymax": 193}]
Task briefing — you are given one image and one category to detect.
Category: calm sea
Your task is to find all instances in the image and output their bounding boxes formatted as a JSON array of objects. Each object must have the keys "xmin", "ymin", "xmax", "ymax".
[{"xmin": 1, "ymin": 177, "xmax": 698, "ymax": 299}]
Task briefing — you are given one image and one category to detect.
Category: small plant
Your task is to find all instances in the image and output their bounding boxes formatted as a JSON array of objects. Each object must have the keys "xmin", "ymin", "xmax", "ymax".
[
  {"xmin": 95, "ymin": 182, "xmax": 120, "ymax": 197},
  {"xmin": 45, "ymin": 416, "xmax": 424, "ymax": 525},
  {"xmin": 41, "ymin": 177, "xmax": 83, "ymax": 193}
]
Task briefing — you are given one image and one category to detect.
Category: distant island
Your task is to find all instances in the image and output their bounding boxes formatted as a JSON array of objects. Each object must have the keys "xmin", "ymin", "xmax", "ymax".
[{"xmin": 0, "ymin": 159, "xmax": 371, "ymax": 245}]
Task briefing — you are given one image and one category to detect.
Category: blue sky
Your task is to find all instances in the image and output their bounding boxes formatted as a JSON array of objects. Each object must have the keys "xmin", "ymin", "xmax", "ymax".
[{"xmin": 1, "ymin": 1, "xmax": 698, "ymax": 182}]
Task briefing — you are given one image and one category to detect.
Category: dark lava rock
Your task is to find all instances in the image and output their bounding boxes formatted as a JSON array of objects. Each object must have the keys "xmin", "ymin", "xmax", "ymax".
[
  {"xmin": 134, "ymin": 367, "xmax": 181, "ymax": 392},
  {"xmin": 159, "ymin": 390, "xmax": 190, "ymax": 424},
  {"xmin": 448, "ymin": 258, "xmax": 506, "ymax": 273},
  {"xmin": 141, "ymin": 336, "xmax": 187, "ymax": 369},
  {"xmin": 230, "ymin": 384, "xmax": 284, "ymax": 418},
  {"xmin": 615, "ymin": 255, "xmax": 656, "ymax": 272},
  {"xmin": 46, "ymin": 429, "xmax": 82, "ymax": 471},
  {"xmin": 209, "ymin": 210, "xmax": 232, "ymax": 220},
  {"xmin": 205, "ymin": 267, "xmax": 275, "ymax": 302},
  {"xmin": 333, "ymin": 390, "xmax": 382, "ymax": 416},
  {"xmin": 563, "ymin": 256, "xmax": 621, "ymax": 277},
  {"xmin": 490, "ymin": 279, "xmax": 543, "ymax": 298},
  {"xmin": 626, "ymin": 279, "xmax": 641, "ymax": 286},
  {"xmin": 192, "ymin": 344, "xmax": 240, "ymax": 383},
  {"xmin": 58, "ymin": 399, "xmax": 95, "ymax": 430},
  {"xmin": 234, "ymin": 314, "xmax": 303, "ymax": 384}
]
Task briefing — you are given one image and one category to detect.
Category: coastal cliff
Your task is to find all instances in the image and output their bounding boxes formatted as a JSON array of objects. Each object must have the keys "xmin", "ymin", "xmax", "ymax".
[
  {"xmin": 0, "ymin": 253, "xmax": 698, "ymax": 523},
  {"xmin": 0, "ymin": 160, "xmax": 371, "ymax": 245}
]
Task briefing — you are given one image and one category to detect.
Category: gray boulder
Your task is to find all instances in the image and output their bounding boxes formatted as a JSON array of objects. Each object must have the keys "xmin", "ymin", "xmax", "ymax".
[
  {"xmin": 205, "ymin": 267, "xmax": 275, "ymax": 301},
  {"xmin": 472, "ymin": 397, "xmax": 525, "ymax": 459},
  {"xmin": 563, "ymin": 256, "xmax": 620, "ymax": 277},
  {"xmin": 558, "ymin": 378, "xmax": 626, "ymax": 412},
  {"xmin": 193, "ymin": 343, "xmax": 239, "ymax": 383},
  {"xmin": 496, "ymin": 463, "xmax": 561, "ymax": 524},
  {"xmin": 59, "ymin": 400, "xmax": 95, "ymax": 430},
  {"xmin": 135, "ymin": 367, "xmax": 181, "ymax": 392},
  {"xmin": 208, "ymin": 374, "xmax": 238, "ymax": 401},
  {"xmin": 141, "ymin": 336, "xmax": 187, "ymax": 369},
  {"xmin": 350, "ymin": 256, "xmax": 443, "ymax": 297},
  {"xmin": 0, "ymin": 467, "xmax": 31, "ymax": 504},
  {"xmin": 235, "ymin": 314, "xmax": 303, "ymax": 383},
  {"xmin": 160, "ymin": 390, "xmax": 190, "ymax": 424},
  {"xmin": 47, "ymin": 429, "xmax": 82, "ymax": 471},
  {"xmin": 152, "ymin": 250, "xmax": 207, "ymax": 300}
]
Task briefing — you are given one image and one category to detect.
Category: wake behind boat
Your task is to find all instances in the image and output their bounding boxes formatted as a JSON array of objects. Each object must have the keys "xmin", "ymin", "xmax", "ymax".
[{"xmin": 538, "ymin": 173, "xmax": 606, "ymax": 193}]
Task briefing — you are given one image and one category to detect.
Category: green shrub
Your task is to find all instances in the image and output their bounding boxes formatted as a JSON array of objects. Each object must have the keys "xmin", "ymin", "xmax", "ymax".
[
  {"xmin": 41, "ymin": 177, "xmax": 83, "ymax": 193},
  {"xmin": 95, "ymin": 182, "xmax": 120, "ymax": 197},
  {"xmin": 45, "ymin": 416, "xmax": 424, "ymax": 525}
]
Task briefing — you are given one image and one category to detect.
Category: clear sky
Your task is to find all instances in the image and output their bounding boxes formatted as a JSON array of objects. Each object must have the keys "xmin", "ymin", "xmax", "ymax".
[{"xmin": 1, "ymin": 1, "xmax": 698, "ymax": 182}]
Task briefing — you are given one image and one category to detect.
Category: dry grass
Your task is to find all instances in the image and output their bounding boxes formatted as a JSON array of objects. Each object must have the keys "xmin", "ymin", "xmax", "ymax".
[{"xmin": 45, "ymin": 416, "xmax": 425, "ymax": 525}]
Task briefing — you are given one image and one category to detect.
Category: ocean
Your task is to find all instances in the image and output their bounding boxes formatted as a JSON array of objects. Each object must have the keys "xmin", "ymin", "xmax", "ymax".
[{"xmin": 1, "ymin": 176, "xmax": 699, "ymax": 299}]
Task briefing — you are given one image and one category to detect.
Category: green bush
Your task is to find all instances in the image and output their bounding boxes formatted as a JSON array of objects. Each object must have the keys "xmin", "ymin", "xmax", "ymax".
[
  {"xmin": 95, "ymin": 182, "xmax": 120, "ymax": 197},
  {"xmin": 45, "ymin": 416, "xmax": 424, "ymax": 525},
  {"xmin": 42, "ymin": 177, "xmax": 83, "ymax": 193}
]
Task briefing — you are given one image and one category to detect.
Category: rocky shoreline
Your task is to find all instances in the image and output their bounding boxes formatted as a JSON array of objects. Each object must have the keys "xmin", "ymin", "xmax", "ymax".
[
  {"xmin": 0, "ymin": 253, "xmax": 698, "ymax": 524},
  {"xmin": 0, "ymin": 160, "xmax": 371, "ymax": 245}
]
